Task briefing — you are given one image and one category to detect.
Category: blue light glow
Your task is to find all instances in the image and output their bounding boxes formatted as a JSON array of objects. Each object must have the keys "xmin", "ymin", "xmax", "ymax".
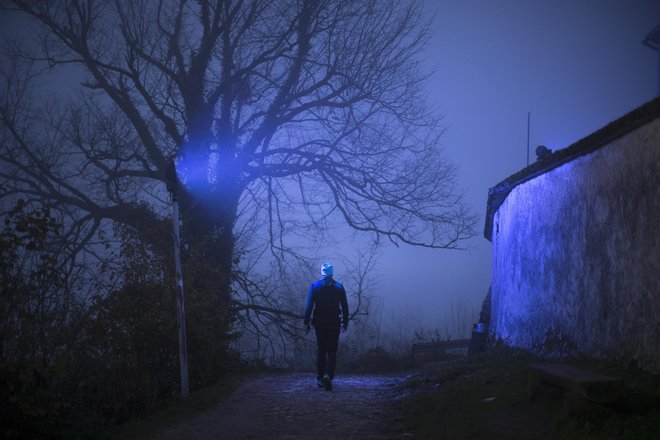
[{"xmin": 176, "ymin": 152, "xmax": 210, "ymax": 196}]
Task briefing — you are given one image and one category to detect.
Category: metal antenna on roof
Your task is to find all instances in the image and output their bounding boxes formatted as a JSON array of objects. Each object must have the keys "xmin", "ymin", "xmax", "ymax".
[
  {"xmin": 526, "ymin": 112, "xmax": 531, "ymax": 166},
  {"xmin": 642, "ymin": 23, "xmax": 660, "ymax": 96}
]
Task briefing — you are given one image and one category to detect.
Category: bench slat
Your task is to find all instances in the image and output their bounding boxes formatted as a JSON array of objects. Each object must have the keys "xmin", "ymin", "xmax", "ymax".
[
  {"xmin": 411, "ymin": 339, "xmax": 469, "ymax": 358},
  {"xmin": 529, "ymin": 363, "xmax": 620, "ymax": 383},
  {"xmin": 528, "ymin": 363, "xmax": 623, "ymax": 404}
]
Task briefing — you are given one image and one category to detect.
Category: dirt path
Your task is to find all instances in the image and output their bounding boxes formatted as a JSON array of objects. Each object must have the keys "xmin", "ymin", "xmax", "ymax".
[{"xmin": 149, "ymin": 373, "xmax": 413, "ymax": 440}]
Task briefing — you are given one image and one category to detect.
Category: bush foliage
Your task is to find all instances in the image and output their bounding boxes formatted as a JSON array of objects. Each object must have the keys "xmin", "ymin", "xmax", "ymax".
[{"xmin": 0, "ymin": 201, "xmax": 238, "ymax": 439}]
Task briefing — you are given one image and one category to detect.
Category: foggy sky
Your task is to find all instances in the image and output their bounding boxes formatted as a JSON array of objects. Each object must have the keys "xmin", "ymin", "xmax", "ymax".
[
  {"xmin": 375, "ymin": 0, "xmax": 660, "ymax": 321},
  {"xmin": 2, "ymin": 1, "xmax": 659, "ymax": 330}
]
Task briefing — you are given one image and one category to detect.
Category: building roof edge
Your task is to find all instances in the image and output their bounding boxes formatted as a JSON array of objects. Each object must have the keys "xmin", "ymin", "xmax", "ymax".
[{"xmin": 484, "ymin": 96, "xmax": 660, "ymax": 241}]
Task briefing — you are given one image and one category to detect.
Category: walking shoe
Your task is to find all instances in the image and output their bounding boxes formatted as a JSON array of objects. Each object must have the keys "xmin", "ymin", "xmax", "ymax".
[
  {"xmin": 316, "ymin": 378, "xmax": 324, "ymax": 388},
  {"xmin": 322, "ymin": 374, "xmax": 332, "ymax": 391}
]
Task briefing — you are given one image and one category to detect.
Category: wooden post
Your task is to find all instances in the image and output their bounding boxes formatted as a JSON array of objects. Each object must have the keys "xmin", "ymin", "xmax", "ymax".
[
  {"xmin": 172, "ymin": 195, "xmax": 189, "ymax": 397},
  {"xmin": 166, "ymin": 159, "xmax": 189, "ymax": 398},
  {"xmin": 171, "ymin": 196, "xmax": 190, "ymax": 398}
]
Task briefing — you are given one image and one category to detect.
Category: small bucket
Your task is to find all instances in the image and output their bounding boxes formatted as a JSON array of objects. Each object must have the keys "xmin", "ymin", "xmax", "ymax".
[
  {"xmin": 468, "ymin": 322, "xmax": 488, "ymax": 355},
  {"xmin": 473, "ymin": 322, "xmax": 486, "ymax": 333}
]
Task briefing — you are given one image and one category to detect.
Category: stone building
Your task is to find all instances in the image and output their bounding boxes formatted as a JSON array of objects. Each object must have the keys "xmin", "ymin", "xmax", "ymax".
[{"xmin": 484, "ymin": 97, "xmax": 660, "ymax": 372}]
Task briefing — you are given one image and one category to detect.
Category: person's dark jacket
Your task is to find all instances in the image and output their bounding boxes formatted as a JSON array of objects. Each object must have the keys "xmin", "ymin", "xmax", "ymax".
[{"xmin": 304, "ymin": 277, "xmax": 349, "ymax": 329}]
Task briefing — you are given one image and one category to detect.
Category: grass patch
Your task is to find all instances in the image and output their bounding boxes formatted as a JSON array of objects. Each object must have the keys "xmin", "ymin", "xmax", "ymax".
[
  {"xmin": 342, "ymin": 346, "xmax": 414, "ymax": 374},
  {"xmin": 400, "ymin": 347, "xmax": 660, "ymax": 440},
  {"xmin": 105, "ymin": 373, "xmax": 245, "ymax": 440}
]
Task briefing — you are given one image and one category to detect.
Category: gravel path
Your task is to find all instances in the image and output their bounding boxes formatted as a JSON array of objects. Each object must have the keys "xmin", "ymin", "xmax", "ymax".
[{"xmin": 149, "ymin": 373, "xmax": 413, "ymax": 440}]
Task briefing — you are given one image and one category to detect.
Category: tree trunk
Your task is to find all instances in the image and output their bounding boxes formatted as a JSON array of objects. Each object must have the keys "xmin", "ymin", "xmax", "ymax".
[{"xmin": 180, "ymin": 183, "xmax": 239, "ymax": 303}]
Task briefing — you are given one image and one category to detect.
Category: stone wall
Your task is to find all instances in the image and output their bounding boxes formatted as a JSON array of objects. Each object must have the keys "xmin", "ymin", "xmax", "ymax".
[{"xmin": 490, "ymin": 118, "xmax": 660, "ymax": 372}]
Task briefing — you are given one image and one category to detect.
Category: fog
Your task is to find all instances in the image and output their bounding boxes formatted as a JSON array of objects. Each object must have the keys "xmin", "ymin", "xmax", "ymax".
[
  {"xmin": 372, "ymin": 0, "xmax": 660, "ymax": 323},
  {"xmin": 2, "ymin": 3, "xmax": 660, "ymax": 434},
  {"xmin": 2, "ymin": 0, "xmax": 659, "ymax": 335}
]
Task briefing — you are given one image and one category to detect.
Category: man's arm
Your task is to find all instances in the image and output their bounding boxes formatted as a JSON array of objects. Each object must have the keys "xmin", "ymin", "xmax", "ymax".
[
  {"xmin": 303, "ymin": 285, "xmax": 314, "ymax": 327},
  {"xmin": 339, "ymin": 285, "xmax": 349, "ymax": 330}
]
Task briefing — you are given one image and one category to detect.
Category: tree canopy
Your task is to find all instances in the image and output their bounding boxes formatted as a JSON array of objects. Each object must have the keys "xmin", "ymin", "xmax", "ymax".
[{"xmin": 1, "ymin": 0, "xmax": 476, "ymax": 320}]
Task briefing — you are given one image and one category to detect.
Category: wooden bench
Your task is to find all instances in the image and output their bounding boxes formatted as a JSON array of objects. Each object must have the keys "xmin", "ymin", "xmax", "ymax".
[
  {"xmin": 528, "ymin": 363, "xmax": 624, "ymax": 404},
  {"xmin": 411, "ymin": 339, "xmax": 470, "ymax": 360}
]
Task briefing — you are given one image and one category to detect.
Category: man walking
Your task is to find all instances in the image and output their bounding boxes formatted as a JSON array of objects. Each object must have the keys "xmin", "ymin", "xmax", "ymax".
[{"xmin": 304, "ymin": 262, "xmax": 349, "ymax": 391}]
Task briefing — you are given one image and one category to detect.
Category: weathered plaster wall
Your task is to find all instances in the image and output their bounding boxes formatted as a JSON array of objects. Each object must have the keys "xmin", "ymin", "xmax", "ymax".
[{"xmin": 491, "ymin": 118, "xmax": 660, "ymax": 372}]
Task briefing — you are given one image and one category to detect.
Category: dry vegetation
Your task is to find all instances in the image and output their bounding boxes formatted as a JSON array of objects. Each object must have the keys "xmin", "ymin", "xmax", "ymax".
[{"xmin": 400, "ymin": 347, "xmax": 660, "ymax": 439}]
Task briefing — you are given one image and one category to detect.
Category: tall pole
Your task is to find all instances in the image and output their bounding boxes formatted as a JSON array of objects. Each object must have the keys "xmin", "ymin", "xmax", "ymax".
[
  {"xmin": 171, "ymin": 194, "xmax": 190, "ymax": 398},
  {"xmin": 642, "ymin": 24, "xmax": 660, "ymax": 97},
  {"xmin": 165, "ymin": 160, "xmax": 189, "ymax": 398},
  {"xmin": 526, "ymin": 112, "xmax": 530, "ymax": 166},
  {"xmin": 657, "ymin": 44, "xmax": 660, "ymax": 96},
  {"xmin": 656, "ymin": 35, "xmax": 660, "ymax": 96}
]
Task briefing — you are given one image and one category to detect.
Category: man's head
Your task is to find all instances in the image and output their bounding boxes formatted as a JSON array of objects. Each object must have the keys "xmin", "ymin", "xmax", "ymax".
[{"xmin": 320, "ymin": 262, "xmax": 334, "ymax": 277}]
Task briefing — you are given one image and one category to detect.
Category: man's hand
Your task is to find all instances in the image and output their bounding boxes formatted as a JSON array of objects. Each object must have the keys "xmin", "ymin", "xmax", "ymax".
[{"xmin": 305, "ymin": 324, "xmax": 311, "ymax": 334}]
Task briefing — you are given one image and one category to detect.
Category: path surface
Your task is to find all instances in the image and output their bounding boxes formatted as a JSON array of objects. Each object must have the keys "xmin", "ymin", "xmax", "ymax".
[{"xmin": 150, "ymin": 373, "xmax": 413, "ymax": 440}]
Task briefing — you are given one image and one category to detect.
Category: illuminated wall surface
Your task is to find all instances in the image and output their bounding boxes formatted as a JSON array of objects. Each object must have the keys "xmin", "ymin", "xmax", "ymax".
[{"xmin": 488, "ymin": 100, "xmax": 660, "ymax": 372}]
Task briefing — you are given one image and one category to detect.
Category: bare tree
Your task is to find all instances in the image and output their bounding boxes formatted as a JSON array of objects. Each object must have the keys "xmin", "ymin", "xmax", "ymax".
[{"xmin": 0, "ymin": 1, "xmax": 476, "ymax": 312}]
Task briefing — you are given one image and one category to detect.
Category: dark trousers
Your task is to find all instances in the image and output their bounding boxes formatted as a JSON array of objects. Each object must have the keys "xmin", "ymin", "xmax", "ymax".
[{"xmin": 314, "ymin": 327, "xmax": 340, "ymax": 380}]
